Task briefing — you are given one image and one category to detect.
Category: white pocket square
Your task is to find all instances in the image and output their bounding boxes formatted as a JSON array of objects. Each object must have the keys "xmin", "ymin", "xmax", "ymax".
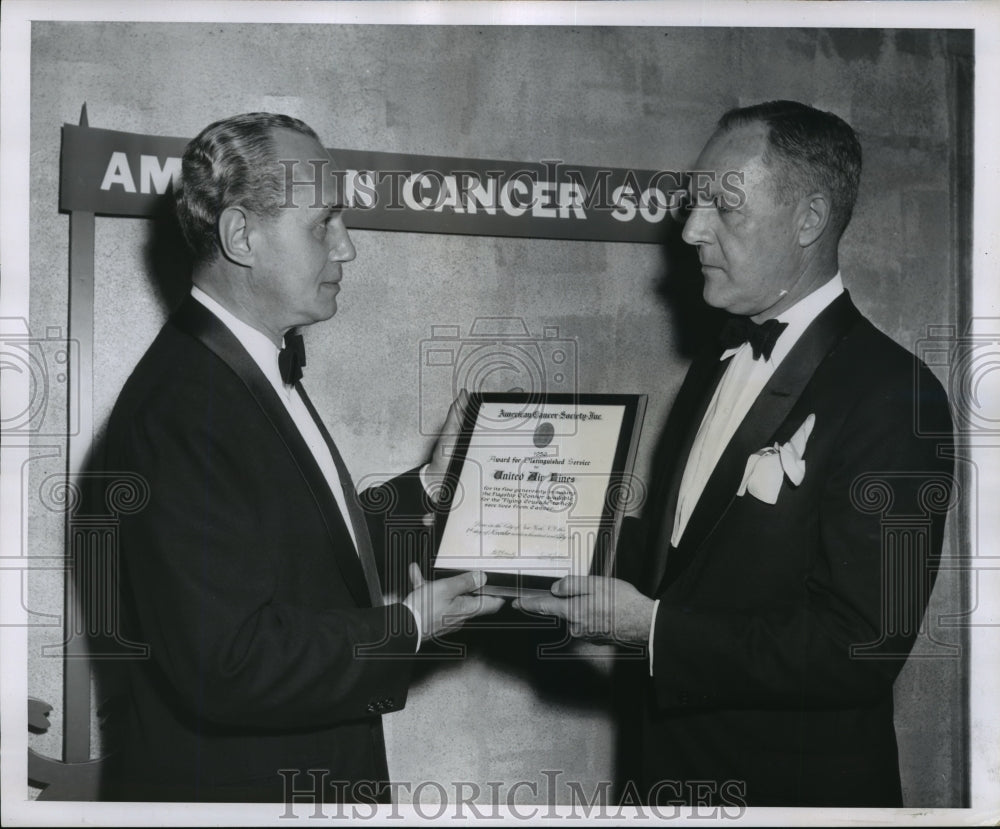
[{"xmin": 737, "ymin": 413, "xmax": 816, "ymax": 505}]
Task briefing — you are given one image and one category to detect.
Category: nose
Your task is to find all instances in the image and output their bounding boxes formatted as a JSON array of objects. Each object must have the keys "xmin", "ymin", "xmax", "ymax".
[
  {"xmin": 329, "ymin": 219, "xmax": 357, "ymax": 263},
  {"xmin": 681, "ymin": 204, "xmax": 712, "ymax": 246}
]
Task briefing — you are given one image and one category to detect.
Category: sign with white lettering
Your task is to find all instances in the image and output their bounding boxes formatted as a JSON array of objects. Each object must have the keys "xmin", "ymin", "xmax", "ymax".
[{"xmin": 59, "ymin": 123, "xmax": 737, "ymax": 243}]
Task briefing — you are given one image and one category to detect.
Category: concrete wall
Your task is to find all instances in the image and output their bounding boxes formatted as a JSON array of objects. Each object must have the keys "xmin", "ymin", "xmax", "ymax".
[{"xmin": 25, "ymin": 23, "xmax": 969, "ymax": 805}]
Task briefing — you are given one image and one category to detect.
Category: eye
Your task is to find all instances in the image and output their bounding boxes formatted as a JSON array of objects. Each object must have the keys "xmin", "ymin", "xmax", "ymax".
[
  {"xmin": 670, "ymin": 197, "xmax": 693, "ymax": 225},
  {"xmin": 713, "ymin": 195, "xmax": 732, "ymax": 214},
  {"xmin": 313, "ymin": 205, "xmax": 343, "ymax": 237}
]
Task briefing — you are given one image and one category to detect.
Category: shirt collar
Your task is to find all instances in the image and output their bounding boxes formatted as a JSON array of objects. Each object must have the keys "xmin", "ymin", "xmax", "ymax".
[
  {"xmin": 190, "ymin": 285, "xmax": 291, "ymax": 395},
  {"xmin": 721, "ymin": 273, "xmax": 845, "ymax": 365}
]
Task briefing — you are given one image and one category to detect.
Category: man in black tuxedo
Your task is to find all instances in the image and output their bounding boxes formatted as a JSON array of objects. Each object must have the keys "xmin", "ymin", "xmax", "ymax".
[
  {"xmin": 101, "ymin": 112, "xmax": 503, "ymax": 802},
  {"xmin": 518, "ymin": 101, "xmax": 955, "ymax": 806}
]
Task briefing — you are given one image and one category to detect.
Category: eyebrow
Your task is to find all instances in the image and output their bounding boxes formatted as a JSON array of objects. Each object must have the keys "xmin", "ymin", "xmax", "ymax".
[{"xmin": 317, "ymin": 202, "xmax": 344, "ymax": 222}]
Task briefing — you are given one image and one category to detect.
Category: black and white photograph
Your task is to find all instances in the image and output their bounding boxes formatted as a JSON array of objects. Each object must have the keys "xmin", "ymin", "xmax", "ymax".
[{"xmin": 1, "ymin": 1, "xmax": 998, "ymax": 825}]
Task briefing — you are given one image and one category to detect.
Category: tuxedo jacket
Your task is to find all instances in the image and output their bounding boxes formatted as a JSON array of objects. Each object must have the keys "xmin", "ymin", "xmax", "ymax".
[
  {"xmin": 100, "ymin": 296, "xmax": 426, "ymax": 802},
  {"xmin": 618, "ymin": 293, "xmax": 955, "ymax": 807}
]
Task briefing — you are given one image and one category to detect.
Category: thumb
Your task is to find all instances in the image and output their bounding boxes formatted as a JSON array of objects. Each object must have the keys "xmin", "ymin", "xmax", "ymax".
[
  {"xmin": 443, "ymin": 389, "xmax": 470, "ymax": 434},
  {"xmin": 552, "ymin": 575, "xmax": 593, "ymax": 597},
  {"xmin": 409, "ymin": 562, "xmax": 425, "ymax": 590}
]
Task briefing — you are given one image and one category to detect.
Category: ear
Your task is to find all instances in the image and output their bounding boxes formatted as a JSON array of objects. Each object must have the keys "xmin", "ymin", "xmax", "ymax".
[
  {"xmin": 217, "ymin": 205, "xmax": 254, "ymax": 266},
  {"xmin": 796, "ymin": 192, "xmax": 831, "ymax": 247}
]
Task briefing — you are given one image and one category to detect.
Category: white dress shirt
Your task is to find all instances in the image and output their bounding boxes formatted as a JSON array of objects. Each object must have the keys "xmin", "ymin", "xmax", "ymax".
[
  {"xmin": 670, "ymin": 274, "xmax": 845, "ymax": 546},
  {"xmin": 648, "ymin": 274, "xmax": 845, "ymax": 672}
]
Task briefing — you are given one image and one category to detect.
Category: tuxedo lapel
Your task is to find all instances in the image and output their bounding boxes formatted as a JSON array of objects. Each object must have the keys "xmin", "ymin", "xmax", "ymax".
[
  {"xmin": 655, "ymin": 293, "xmax": 862, "ymax": 593},
  {"xmin": 170, "ymin": 296, "xmax": 375, "ymax": 608},
  {"xmin": 295, "ymin": 383, "xmax": 384, "ymax": 607},
  {"xmin": 645, "ymin": 350, "xmax": 733, "ymax": 592}
]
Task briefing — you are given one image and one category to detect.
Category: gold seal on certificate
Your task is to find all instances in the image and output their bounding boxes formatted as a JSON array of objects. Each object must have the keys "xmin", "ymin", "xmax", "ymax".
[{"xmin": 433, "ymin": 393, "xmax": 647, "ymax": 596}]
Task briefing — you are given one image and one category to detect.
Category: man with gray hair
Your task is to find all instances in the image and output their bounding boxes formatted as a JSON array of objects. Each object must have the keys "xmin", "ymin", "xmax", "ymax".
[
  {"xmin": 102, "ymin": 112, "xmax": 502, "ymax": 802},
  {"xmin": 518, "ymin": 101, "xmax": 955, "ymax": 806}
]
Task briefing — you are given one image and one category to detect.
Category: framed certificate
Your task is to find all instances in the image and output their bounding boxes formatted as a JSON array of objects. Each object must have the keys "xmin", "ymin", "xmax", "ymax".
[{"xmin": 432, "ymin": 392, "xmax": 647, "ymax": 596}]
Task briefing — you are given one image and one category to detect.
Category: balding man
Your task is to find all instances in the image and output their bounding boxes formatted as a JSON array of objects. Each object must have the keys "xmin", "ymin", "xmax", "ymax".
[{"xmin": 518, "ymin": 101, "xmax": 955, "ymax": 807}]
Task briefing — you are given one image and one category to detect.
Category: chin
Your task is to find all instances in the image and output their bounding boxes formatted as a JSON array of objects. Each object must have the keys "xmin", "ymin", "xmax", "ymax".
[
  {"xmin": 702, "ymin": 286, "xmax": 729, "ymax": 311},
  {"xmin": 301, "ymin": 306, "xmax": 337, "ymax": 327}
]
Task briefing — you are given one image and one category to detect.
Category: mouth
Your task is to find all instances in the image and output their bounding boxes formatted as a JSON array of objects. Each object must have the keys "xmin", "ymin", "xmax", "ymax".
[{"xmin": 321, "ymin": 270, "xmax": 343, "ymax": 288}]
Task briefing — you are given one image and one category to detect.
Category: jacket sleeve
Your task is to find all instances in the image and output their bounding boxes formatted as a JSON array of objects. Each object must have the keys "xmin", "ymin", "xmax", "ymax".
[
  {"xmin": 110, "ymin": 390, "xmax": 418, "ymax": 731},
  {"xmin": 649, "ymin": 361, "xmax": 955, "ymax": 711}
]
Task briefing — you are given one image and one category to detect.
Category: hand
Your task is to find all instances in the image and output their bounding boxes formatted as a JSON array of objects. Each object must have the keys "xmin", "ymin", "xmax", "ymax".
[
  {"xmin": 403, "ymin": 563, "xmax": 505, "ymax": 642},
  {"xmin": 424, "ymin": 390, "xmax": 471, "ymax": 505},
  {"xmin": 513, "ymin": 576, "xmax": 654, "ymax": 644}
]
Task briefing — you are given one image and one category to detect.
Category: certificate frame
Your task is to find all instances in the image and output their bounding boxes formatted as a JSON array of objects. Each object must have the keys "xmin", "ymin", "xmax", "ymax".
[{"xmin": 432, "ymin": 392, "xmax": 647, "ymax": 596}]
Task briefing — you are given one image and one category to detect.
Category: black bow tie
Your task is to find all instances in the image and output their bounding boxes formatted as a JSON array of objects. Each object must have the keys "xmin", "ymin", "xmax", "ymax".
[
  {"xmin": 719, "ymin": 316, "xmax": 788, "ymax": 361},
  {"xmin": 279, "ymin": 332, "xmax": 306, "ymax": 385}
]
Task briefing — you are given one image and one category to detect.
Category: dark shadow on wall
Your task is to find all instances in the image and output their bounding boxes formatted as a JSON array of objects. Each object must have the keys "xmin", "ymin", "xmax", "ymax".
[
  {"xmin": 652, "ymin": 216, "xmax": 725, "ymax": 361},
  {"xmin": 144, "ymin": 190, "xmax": 193, "ymax": 314}
]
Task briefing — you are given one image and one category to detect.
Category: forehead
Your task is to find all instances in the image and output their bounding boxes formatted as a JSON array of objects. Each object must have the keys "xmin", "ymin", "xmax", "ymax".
[
  {"xmin": 269, "ymin": 127, "xmax": 340, "ymax": 208},
  {"xmin": 699, "ymin": 123, "xmax": 767, "ymax": 172},
  {"xmin": 691, "ymin": 122, "xmax": 776, "ymax": 197},
  {"xmin": 696, "ymin": 122, "xmax": 767, "ymax": 168}
]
